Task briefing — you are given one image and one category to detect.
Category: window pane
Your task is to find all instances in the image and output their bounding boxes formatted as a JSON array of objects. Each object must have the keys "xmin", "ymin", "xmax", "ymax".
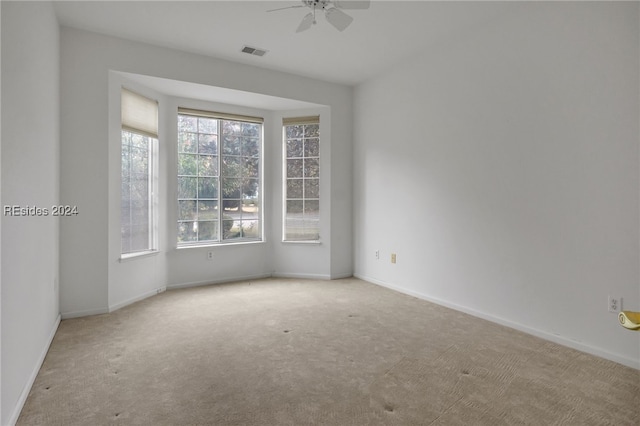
[
  {"xmin": 222, "ymin": 216, "xmax": 237, "ymax": 239},
  {"xmin": 242, "ymin": 137, "xmax": 260, "ymax": 157},
  {"xmin": 131, "ymin": 146, "xmax": 148, "ymax": 173},
  {"xmin": 198, "ymin": 134, "xmax": 217, "ymax": 155},
  {"xmin": 286, "ymin": 125, "xmax": 303, "ymax": 138},
  {"xmin": 198, "ymin": 177, "xmax": 218, "ymax": 199},
  {"xmin": 287, "ymin": 139, "xmax": 303, "ymax": 158},
  {"xmin": 222, "ymin": 178, "xmax": 241, "ymax": 199},
  {"xmin": 198, "ymin": 221, "xmax": 218, "ymax": 241},
  {"xmin": 304, "ymin": 179, "xmax": 319, "ymax": 199},
  {"xmin": 198, "ymin": 155, "xmax": 218, "ymax": 177},
  {"xmin": 283, "ymin": 121, "xmax": 320, "ymax": 241},
  {"xmin": 223, "ymin": 120, "xmax": 242, "ymax": 135},
  {"xmin": 243, "ymin": 157, "xmax": 259, "ymax": 178},
  {"xmin": 198, "ymin": 200, "xmax": 218, "ymax": 220},
  {"xmin": 287, "ymin": 200, "xmax": 303, "ymax": 214},
  {"xmin": 304, "ymin": 200, "xmax": 319, "ymax": 218},
  {"xmin": 178, "ymin": 114, "xmax": 262, "ymax": 245},
  {"xmin": 178, "ymin": 177, "xmax": 197, "ymax": 199},
  {"xmin": 304, "ymin": 138, "xmax": 319, "ymax": 157},
  {"xmin": 241, "ymin": 220, "xmax": 260, "ymax": 238},
  {"xmin": 130, "ymin": 224, "xmax": 150, "ymax": 252},
  {"xmin": 131, "ymin": 200, "xmax": 149, "ymax": 224},
  {"xmin": 178, "ymin": 153, "xmax": 197, "ymax": 176},
  {"xmin": 287, "ymin": 179, "xmax": 303, "ymax": 198},
  {"xmin": 243, "ymin": 179, "xmax": 259, "ymax": 201},
  {"xmin": 178, "ymin": 132, "xmax": 197, "ymax": 153},
  {"xmin": 178, "ymin": 200, "xmax": 197, "ymax": 221},
  {"xmin": 305, "ymin": 124, "xmax": 319, "ymax": 138},
  {"xmin": 241, "ymin": 203, "xmax": 259, "ymax": 219},
  {"xmin": 177, "ymin": 221, "xmax": 197, "ymax": 242},
  {"xmin": 198, "ymin": 117, "xmax": 217, "ymax": 134},
  {"xmin": 287, "ymin": 159, "xmax": 303, "ymax": 178},
  {"xmin": 221, "ymin": 156, "xmax": 241, "ymax": 177},
  {"xmin": 304, "ymin": 158, "xmax": 319, "ymax": 178},
  {"xmin": 178, "ymin": 115, "xmax": 197, "ymax": 133},
  {"xmin": 242, "ymin": 122, "xmax": 259, "ymax": 137},
  {"xmin": 121, "ymin": 130, "xmax": 156, "ymax": 254}
]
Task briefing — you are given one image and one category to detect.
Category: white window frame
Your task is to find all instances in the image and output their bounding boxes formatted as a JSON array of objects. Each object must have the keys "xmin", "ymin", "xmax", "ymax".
[
  {"xmin": 177, "ymin": 108, "xmax": 263, "ymax": 247},
  {"xmin": 120, "ymin": 88, "xmax": 159, "ymax": 258},
  {"xmin": 282, "ymin": 116, "xmax": 321, "ymax": 242}
]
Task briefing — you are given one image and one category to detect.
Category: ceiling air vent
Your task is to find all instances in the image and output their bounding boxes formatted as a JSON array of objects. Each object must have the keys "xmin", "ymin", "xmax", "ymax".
[{"xmin": 241, "ymin": 45, "xmax": 268, "ymax": 57}]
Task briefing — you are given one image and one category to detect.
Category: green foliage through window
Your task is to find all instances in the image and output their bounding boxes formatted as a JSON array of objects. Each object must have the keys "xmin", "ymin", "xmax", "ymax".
[{"xmin": 177, "ymin": 113, "xmax": 262, "ymax": 245}]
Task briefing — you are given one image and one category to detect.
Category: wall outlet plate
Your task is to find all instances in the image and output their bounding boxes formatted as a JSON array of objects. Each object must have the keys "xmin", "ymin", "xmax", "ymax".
[{"xmin": 608, "ymin": 295, "xmax": 622, "ymax": 313}]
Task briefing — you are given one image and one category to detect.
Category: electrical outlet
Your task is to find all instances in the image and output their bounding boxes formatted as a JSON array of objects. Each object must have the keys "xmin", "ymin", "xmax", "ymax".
[
  {"xmin": 608, "ymin": 295, "xmax": 622, "ymax": 313},
  {"xmin": 207, "ymin": 251, "xmax": 214, "ymax": 261},
  {"xmin": 391, "ymin": 253, "xmax": 397, "ymax": 264},
  {"xmin": 375, "ymin": 250, "xmax": 379, "ymax": 260}
]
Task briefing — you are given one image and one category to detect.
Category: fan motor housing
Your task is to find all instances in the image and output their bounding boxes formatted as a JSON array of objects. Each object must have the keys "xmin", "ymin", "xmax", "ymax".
[{"xmin": 304, "ymin": 0, "xmax": 331, "ymax": 9}]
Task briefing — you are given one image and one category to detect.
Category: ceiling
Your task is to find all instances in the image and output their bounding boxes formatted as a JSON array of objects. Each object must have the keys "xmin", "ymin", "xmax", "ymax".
[{"xmin": 53, "ymin": 1, "xmax": 512, "ymax": 86}]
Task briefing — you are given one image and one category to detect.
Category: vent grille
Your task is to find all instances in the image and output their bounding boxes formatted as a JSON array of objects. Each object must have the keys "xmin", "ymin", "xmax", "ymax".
[{"xmin": 241, "ymin": 45, "xmax": 268, "ymax": 57}]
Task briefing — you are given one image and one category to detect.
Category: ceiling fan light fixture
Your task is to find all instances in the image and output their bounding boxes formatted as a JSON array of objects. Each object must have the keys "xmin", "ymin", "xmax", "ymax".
[{"xmin": 268, "ymin": 0, "xmax": 369, "ymax": 33}]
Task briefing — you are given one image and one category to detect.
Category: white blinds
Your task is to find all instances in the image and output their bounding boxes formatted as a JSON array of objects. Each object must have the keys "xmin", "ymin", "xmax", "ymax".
[{"xmin": 121, "ymin": 88, "xmax": 158, "ymax": 138}]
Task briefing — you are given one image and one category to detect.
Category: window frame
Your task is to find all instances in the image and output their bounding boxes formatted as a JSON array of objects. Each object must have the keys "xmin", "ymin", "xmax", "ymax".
[
  {"xmin": 282, "ymin": 116, "xmax": 321, "ymax": 242},
  {"xmin": 120, "ymin": 89, "xmax": 159, "ymax": 259},
  {"xmin": 176, "ymin": 108, "xmax": 264, "ymax": 247}
]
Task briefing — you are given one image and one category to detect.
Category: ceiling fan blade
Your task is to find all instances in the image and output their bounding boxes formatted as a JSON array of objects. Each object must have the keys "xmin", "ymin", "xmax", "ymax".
[
  {"xmin": 334, "ymin": 1, "xmax": 370, "ymax": 10},
  {"xmin": 267, "ymin": 5, "xmax": 305, "ymax": 12},
  {"xmin": 296, "ymin": 12, "xmax": 315, "ymax": 33},
  {"xmin": 325, "ymin": 7, "xmax": 353, "ymax": 31}
]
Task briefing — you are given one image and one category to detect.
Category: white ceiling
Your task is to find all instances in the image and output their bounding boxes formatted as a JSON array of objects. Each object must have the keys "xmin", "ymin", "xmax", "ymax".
[{"xmin": 53, "ymin": 0, "xmax": 514, "ymax": 86}]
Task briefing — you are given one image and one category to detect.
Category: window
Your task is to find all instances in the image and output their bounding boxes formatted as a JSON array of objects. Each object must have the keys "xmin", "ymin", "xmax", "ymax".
[
  {"xmin": 283, "ymin": 116, "xmax": 320, "ymax": 241},
  {"xmin": 177, "ymin": 108, "xmax": 262, "ymax": 246},
  {"xmin": 121, "ymin": 89, "xmax": 158, "ymax": 256}
]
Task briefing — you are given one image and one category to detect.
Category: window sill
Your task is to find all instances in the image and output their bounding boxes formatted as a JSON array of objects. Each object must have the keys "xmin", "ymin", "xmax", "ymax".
[
  {"xmin": 119, "ymin": 250, "xmax": 159, "ymax": 262},
  {"xmin": 282, "ymin": 240, "xmax": 322, "ymax": 245},
  {"xmin": 177, "ymin": 240, "xmax": 265, "ymax": 250}
]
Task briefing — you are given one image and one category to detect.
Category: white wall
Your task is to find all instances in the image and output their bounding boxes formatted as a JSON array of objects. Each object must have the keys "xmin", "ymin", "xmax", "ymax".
[
  {"xmin": 354, "ymin": 1, "xmax": 640, "ymax": 368},
  {"xmin": 60, "ymin": 27, "xmax": 353, "ymax": 317},
  {"xmin": 1, "ymin": 2, "xmax": 61, "ymax": 424}
]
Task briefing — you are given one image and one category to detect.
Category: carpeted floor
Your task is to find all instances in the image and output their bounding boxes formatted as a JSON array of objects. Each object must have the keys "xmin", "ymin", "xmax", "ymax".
[{"xmin": 17, "ymin": 278, "xmax": 640, "ymax": 425}]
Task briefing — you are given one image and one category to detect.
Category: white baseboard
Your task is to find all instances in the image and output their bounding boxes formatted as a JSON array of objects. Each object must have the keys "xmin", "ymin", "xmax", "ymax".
[
  {"xmin": 108, "ymin": 287, "xmax": 166, "ymax": 313},
  {"xmin": 7, "ymin": 314, "xmax": 61, "ymax": 426},
  {"xmin": 61, "ymin": 307, "xmax": 109, "ymax": 319},
  {"xmin": 271, "ymin": 272, "xmax": 331, "ymax": 280},
  {"xmin": 167, "ymin": 273, "xmax": 273, "ymax": 290},
  {"xmin": 355, "ymin": 273, "xmax": 640, "ymax": 371},
  {"xmin": 330, "ymin": 271, "xmax": 354, "ymax": 280}
]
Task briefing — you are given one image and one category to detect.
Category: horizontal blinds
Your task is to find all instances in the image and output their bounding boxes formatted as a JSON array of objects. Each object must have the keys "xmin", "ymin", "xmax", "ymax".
[
  {"xmin": 178, "ymin": 107, "xmax": 263, "ymax": 124},
  {"xmin": 121, "ymin": 88, "xmax": 158, "ymax": 138},
  {"xmin": 283, "ymin": 115, "xmax": 320, "ymax": 126}
]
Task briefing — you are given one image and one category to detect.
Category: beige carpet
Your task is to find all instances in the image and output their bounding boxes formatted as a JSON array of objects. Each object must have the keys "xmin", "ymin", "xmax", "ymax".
[{"xmin": 18, "ymin": 278, "xmax": 640, "ymax": 425}]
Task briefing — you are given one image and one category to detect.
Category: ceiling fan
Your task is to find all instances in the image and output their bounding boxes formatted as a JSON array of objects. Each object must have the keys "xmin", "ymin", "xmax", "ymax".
[{"xmin": 268, "ymin": 0, "xmax": 370, "ymax": 33}]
